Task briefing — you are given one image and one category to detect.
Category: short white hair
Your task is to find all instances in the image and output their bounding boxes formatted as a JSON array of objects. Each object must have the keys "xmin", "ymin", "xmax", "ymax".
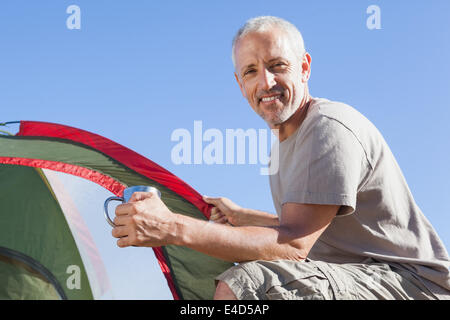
[{"xmin": 231, "ymin": 16, "xmax": 306, "ymax": 69}]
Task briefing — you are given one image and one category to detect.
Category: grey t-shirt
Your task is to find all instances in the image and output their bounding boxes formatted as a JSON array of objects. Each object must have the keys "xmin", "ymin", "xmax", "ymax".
[{"xmin": 269, "ymin": 97, "xmax": 450, "ymax": 298}]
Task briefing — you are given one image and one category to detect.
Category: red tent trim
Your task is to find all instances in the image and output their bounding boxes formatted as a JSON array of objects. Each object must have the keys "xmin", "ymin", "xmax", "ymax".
[
  {"xmin": 18, "ymin": 120, "xmax": 212, "ymax": 219},
  {"xmin": 0, "ymin": 157, "xmax": 125, "ymax": 196}
]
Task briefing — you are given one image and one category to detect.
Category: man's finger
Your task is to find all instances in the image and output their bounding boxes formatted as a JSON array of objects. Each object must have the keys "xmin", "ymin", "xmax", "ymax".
[
  {"xmin": 112, "ymin": 225, "xmax": 128, "ymax": 239},
  {"xmin": 204, "ymin": 196, "xmax": 231, "ymax": 214},
  {"xmin": 113, "ymin": 215, "xmax": 130, "ymax": 226},
  {"xmin": 215, "ymin": 216, "xmax": 229, "ymax": 224},
  {"xmin": 210, "ymin": 213, "xmax": 220, "ymax": 220},
  {"xmin": 129, "ymin": 191, "xmax": 154, "ymax": 203},
  {"xmin": 115, "ymin": 203, "xmax": 137, "ymax": 216},
  {"xmin": 210, "ymin": 211, "xmax": 224, "ymax": 221},
  {"xmin": 203, "ymin": 195, "xmax": 221, "ymax": 205},
  {"xmin": 117, "ymin": 236, "xmax": 130, "ymax": 248}
]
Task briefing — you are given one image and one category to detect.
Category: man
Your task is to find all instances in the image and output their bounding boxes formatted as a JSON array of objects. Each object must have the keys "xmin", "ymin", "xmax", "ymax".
[{"xmin": 111, "ymin": 16, "xmax": 450, "ymax": 300}]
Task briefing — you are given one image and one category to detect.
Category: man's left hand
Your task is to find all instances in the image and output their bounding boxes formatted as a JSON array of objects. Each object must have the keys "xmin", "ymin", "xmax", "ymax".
[{"xmin": 111, "ymin": 191, "xmax": 176, "ymax": 248}]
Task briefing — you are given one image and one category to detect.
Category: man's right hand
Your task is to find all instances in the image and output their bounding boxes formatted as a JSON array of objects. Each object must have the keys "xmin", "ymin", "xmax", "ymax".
[
  {"xmin": 203, "ymin": 195, "xmax": 280, "ymax": 227},
  {"xmin": 203, "ymin": 196, "xmax": 244, "ymax": 226}
]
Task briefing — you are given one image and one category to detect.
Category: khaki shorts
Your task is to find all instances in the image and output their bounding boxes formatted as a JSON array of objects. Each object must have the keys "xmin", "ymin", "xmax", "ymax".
[{"xmin": 215, "ymin": 258, "xmax": 440, "ymax": 300}]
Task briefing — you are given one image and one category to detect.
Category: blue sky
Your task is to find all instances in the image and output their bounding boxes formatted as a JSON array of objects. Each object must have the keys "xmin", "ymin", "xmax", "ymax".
[{"xmin": 1, "ymin": 1, "xmax": 449, "ymax": 299}]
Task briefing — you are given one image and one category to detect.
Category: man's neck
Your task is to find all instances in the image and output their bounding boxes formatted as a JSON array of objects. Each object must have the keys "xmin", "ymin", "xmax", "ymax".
[{"xmin": 272, "ymin": 95, "xmax": 312, "ymax": 142}]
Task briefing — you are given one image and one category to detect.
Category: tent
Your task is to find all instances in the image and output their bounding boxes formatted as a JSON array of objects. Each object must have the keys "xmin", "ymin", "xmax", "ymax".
[{"xmin": 0, "ymin": 121, "xmax": 234, "ymax": 299}]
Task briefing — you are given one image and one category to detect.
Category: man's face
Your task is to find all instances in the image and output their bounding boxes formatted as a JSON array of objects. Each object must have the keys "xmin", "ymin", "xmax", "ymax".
[{"xmin": 234, "ymin": 28, "xmax": 311, "ymax": 126}]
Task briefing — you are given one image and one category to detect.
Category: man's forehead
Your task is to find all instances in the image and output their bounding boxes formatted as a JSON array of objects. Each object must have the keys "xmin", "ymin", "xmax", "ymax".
[{"xmin": 235, "ymin": 29, "xmax": 297, "ymax": 70}]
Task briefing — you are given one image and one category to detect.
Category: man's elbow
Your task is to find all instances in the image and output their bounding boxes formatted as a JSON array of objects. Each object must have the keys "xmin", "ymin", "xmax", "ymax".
[
  {"xmin": 277, "ymin": 227, "xmax": 313, "ymax": 261},
  {"xmin": 286, "ymin": 243, "xmax": 309, "ymax": 261}
]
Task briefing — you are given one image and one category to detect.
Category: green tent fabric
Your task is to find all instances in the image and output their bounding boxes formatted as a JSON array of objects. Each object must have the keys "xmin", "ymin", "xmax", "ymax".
[
  {"xmin": 0, "ymin": 121, "xmax": 235, "ymax": 299},
  {"xmin": 0, "ymin": 165, "xmax": 92, "ymax": 299},
  {"xmin": 0, "ymin": 250, "xmax": 61, "ymax": 300}
]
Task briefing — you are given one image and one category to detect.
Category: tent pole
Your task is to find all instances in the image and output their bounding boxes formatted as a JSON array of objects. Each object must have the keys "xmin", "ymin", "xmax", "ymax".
[{"xmin": 0, "ymin": 121, "xmax": 21, "ymax": 126}]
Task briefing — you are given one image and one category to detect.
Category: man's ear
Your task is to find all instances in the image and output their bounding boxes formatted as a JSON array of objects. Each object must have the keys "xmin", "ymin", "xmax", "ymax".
[
  {"xmin": 301, "ymin": 53, "xmax": 312, "ymax": 83},
  {"xmin": 234, "ymin": 72, "xmax": 247, "ymax": 98}
]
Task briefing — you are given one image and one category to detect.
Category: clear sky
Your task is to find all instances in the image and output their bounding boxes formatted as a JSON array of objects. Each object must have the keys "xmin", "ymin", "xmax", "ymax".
[{"xmin": 1, "ymin": 0, "xmax": 449, "ymax": 299}]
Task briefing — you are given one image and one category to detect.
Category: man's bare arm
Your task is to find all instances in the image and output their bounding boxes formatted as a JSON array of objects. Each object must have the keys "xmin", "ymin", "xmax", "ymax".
[
  {"xmin": 172, "ymin": 202, "xmax": 338, "ymax": 262},
  {"xmin": 112, "ymin": 192, "xmax": 339, "ymax": 263}
]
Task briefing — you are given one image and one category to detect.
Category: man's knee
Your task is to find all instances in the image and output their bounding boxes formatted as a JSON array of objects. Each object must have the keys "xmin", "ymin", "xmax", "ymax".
[{"xmin": 214, "ymin": 280, "xmax": 237, "ymax": 300}]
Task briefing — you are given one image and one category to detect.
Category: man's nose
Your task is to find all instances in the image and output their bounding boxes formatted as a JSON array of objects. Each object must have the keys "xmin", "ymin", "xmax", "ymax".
[{"xmin": 258, "ymin": 68, "xmax": 276, "ymax": 91}]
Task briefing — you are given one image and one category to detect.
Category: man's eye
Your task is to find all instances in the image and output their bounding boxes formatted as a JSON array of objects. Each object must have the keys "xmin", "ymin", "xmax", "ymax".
[
  {"xmin": 272, "ymin": 63, "xmax": 286, "ymax": 68},
  {"xmin": 244, "ymin": 69, "xmax": 256, "ymax": 76}
]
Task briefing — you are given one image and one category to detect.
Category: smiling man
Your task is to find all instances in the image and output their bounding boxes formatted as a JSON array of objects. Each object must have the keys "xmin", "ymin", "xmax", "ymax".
[
  {"xmin": 232, "ymin": 19, "xmax": 311, "ymax": 137},
  {"xmin": 112, "ymin": 16, "xmax": 450, "ymax": 300}
]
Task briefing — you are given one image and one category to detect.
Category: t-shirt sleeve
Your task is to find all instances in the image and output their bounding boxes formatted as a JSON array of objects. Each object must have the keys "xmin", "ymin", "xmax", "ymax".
[{"xmin": 283, "ymin": 115, "xmax": 369, "ymax": 216}]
